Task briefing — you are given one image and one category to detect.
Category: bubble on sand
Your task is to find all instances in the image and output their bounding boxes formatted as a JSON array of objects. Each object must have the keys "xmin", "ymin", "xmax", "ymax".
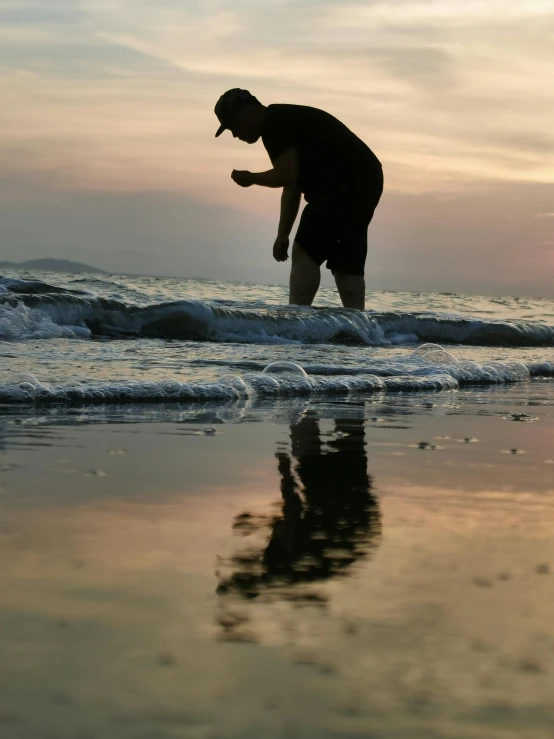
[
  {"xmin": 217, "ymin": 374, "xmax": 249, "ymax": 393},
  {"xmin": 262, "ymin": 361, "xmax": 308, "ymax": 377},
  {"xmin": 6, "ymin": 372, "xmax": 43, "ymax": 386},
  {"xmin": 243, "ymin": 372, "xmax": 281, "ymax": 393},
  {"xmin": 4, "ymin": 373, "xmax": 53, "ymax": 399},
  {"xmin": 411, "ymin": 343, "xmax": 443, "ymax": 356},
  {"xmin": 411, "ymin": 343, "xmax": 459, "ymax": 365}
]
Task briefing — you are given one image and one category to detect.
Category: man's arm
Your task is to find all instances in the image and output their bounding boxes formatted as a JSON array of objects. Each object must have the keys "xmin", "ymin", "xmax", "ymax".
[
  {"xmin": 278, "ymin": 186, "xmax": 301, "ymax": 238},
  {"xmin": 272, "ymin": 150, "xmax": 301, "ymax": 261},
  {"xmin": 273, "ymin": 186, "xmax": 301, "ymax": 262},
  {"xmin": 230, "ymin": 148, "xmax": 301, "ymax": 262},
  {"xmin": 232, "ymin": 148, "xmax": 298, "ymax": 188}
]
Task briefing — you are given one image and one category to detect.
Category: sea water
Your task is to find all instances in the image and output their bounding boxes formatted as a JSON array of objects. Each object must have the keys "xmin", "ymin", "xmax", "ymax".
[
  {"xmin": 1, "ymin": 270, "xmax": 554, "ymax": 409},
  {"xmin": 3, "ymin": 269, "xmax": 554, "ymax": 738}
]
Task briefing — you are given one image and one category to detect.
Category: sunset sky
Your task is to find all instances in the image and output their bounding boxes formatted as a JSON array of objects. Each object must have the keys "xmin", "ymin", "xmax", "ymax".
[{"xmin": 1, "ymin": 0, "xmax": 553, "ymax": 296}]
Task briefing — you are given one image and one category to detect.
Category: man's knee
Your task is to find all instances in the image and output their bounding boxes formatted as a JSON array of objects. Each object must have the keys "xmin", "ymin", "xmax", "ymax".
[
  {"xmin": 333, "ymin": 270, "xmax": 365, "ymax": 309},
  {"xmin": 291, "ymin": 243, "xmax": 320, "ymax": 278},
  {"xmin": 333, "ymin": 269, "xmax": 362, "ymax": 284},
  {"xmin": 289, "ymin": 242, "xmax": 321, "ymax": 306}
]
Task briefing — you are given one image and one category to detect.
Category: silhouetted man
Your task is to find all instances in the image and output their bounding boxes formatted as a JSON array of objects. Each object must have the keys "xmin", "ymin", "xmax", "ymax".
[{"xmin": 215, "ymin": 89, "xmax": 383, "ymax": 310}]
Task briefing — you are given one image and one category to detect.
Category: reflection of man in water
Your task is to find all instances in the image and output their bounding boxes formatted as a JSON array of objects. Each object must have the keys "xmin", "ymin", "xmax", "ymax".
[{"xmin": 217, "ymin": 412, "xmax": 381, "ymax": 600}]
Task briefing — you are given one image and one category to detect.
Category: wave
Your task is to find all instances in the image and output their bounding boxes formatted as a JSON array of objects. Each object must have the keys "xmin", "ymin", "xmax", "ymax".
[
  {"xmin": 2, "ymin": 275, "xmax": 554, "ymax": 348},
  {"xmin": 1, "ymin": 350, "xmax": 552, "ymax": 406},
  {"xmin": 68, "ymin": 276, "xmax": 119, "ymax": 287},
  {"xmin": 0, "ymin": 276, "xmax": 88, "ymax": 296}
]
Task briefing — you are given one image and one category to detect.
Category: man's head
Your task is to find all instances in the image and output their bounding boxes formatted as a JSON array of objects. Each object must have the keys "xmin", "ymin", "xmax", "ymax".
[{"xmin": 214, "ymin": 89, "xmax": 265, "ymax": 143}]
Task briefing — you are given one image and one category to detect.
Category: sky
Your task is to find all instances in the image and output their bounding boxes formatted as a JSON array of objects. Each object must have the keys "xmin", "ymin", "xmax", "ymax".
[{"xmin": 0, "ymin": 0, "xmax": 553, "ymax": 296}]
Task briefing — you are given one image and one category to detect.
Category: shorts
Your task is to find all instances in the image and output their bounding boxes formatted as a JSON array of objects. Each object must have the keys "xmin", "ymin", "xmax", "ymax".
[{"xmin": 294, "ymin": 168, "xmax": 383, "ymax": 276}]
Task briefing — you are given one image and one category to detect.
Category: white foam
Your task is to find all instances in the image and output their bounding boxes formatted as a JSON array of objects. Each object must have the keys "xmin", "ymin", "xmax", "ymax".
[
  {"xmin": 3, "ymin": 275, "xmax": 554, "ymax": 367},
  {"xmin": 0, "ymin": 301, "xmax": 91, "ymax": 341},
  {"xmin": 0, "ymin": 344, "xmax": 542, "ymax": 406},
  {"xmin": 216, "ymin": 374, "xmax": 250, "ymax": 393},
  {"xmin": 3, "ymin": 275, "xmax": 554, "ymax": 349},
  {"xmin": 411, "ymin": 343, "xmax": 459, "ymax": 364}
]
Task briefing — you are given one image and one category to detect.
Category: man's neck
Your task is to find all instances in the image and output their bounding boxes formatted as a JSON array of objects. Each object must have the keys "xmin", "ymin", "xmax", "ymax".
[{"xmin": 256, "ymin": 105, "xmax": 268, "ymax": 134}]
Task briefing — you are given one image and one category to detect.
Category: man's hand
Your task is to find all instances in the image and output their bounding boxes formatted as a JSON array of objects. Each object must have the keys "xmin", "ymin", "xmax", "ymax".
[
  {"xmin": 231, "ymin": 170, "xmax": 254, "ymax": 187},
  {"xmin": 273, "ymin": 234, "xmax": 289, "ymax": 262}
]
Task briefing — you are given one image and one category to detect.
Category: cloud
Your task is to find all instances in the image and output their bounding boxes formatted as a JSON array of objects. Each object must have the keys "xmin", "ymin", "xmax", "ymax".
[
  {"xmin": 81, "ymin": 0, "xmax": 554, "ymax": 188},
  {"xmin": 3, "ymin": 0, "xmax": 553, "ymax": 194},
  {"xmin": 0, "ymin": 0, "xmax": 87, "ymax": 26},
  {"xmin": 0, "ymin": 0, "xmax": 553, "ymax": 295}
]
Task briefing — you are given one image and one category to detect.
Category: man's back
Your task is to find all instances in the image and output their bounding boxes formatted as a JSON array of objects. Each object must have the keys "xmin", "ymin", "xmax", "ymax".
[{"xmin": 262, "ymin": 104, "xmax": 381, "ymax": 201}]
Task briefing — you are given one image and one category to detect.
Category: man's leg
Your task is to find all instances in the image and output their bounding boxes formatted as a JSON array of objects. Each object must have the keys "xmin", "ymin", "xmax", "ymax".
[
  {"xmin": 334, "ymin": 271, "xmax": 365, "ymax": 310},
  {"xmin": 289, "ymin": 242, "xmax": 320, "ymax": 306}
]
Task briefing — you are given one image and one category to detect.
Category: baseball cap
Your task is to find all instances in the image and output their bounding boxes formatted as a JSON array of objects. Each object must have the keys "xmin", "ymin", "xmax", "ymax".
[{"xmin": 214, "ymin": 88, "xmax": 257, "ymax": 137}]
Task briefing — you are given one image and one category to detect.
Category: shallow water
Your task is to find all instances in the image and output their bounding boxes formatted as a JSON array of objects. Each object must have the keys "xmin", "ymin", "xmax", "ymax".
[
  {"xmin": 2, "ymin": 269, "xmax": 554, "ymax": 736},
  {"xmin": 2, "ymin": 270, "xmax": 554, "ymax": 404},
  {"xmin": 1, "ymin": 385, "xmax": 554, "ymax": 738}
]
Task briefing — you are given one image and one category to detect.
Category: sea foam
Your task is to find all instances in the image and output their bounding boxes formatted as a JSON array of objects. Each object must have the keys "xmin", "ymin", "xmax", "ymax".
[
  {"xmin": 0, "ymin": 345, "xmax": 549, "ymax": 406},
  {"xmin": 3, "ymin": 285, "xmax": 554, "ymax": 348}
]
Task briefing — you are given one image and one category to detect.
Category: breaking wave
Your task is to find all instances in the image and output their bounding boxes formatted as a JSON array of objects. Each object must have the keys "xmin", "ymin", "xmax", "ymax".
[
  {"xmin": 1, "ymin": 349, "xmax": 553, "ymax": 406},
  {"xmin": 2, "ymin": 276, "xmax": 554, "ymax": 348}
]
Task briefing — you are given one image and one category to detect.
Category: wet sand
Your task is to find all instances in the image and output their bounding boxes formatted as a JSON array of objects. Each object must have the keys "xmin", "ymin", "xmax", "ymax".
[{"xmin": 1, "ymin": 383, "xmax": 554, "ymax": 738}]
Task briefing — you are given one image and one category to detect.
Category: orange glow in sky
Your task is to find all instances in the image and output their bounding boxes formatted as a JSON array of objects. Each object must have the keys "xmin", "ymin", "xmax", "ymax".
[{"xmin": 0, "ymin": 0, "xmax": 553, "ymax": 294}]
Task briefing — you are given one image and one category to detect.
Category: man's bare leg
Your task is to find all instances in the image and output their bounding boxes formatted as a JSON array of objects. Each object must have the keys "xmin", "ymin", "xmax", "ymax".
[
  {"xmin": 334, "ymin": 271, "xmax": 365, "ymax": 310},
  {"xmin": 289, "ymin": 242, "xmax": 320, "ymax": 306}
]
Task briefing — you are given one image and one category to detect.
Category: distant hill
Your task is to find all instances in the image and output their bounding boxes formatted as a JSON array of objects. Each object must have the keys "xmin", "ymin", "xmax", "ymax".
[{"xmin": 0, "ymin": 258, "xmax": 107, "ymax": 274}]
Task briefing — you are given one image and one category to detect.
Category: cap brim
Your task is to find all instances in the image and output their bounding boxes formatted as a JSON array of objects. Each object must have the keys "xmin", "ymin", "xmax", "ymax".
[{"xmin": 215, "ymin": 124, "xmax": 227, "ymax": 138}]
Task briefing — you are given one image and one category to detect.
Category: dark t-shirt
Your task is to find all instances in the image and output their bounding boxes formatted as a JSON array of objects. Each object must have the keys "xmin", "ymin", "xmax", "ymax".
[{"xmin": 261, "ymin": 104, "xmax": 381, "ymax": 202}]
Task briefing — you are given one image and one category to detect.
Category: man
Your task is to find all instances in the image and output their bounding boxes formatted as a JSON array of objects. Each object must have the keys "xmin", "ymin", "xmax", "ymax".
[{"xmin": 215, "ymin": 88, "xmax": 383, "ymax": 310}]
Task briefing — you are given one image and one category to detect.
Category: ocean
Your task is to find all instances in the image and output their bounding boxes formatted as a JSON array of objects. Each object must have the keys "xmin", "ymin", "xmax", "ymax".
[
  {"xmin": 2, "ymin": 269, "xmax": 554, "ymax": 408},
  {"xmin": 2, "ymin": 269, "xmax": 554, "ymax": 738}
]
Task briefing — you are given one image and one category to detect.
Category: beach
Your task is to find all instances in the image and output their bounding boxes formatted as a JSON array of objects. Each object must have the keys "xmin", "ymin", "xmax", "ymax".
[
  {"xmin": 1, "ymin": 371, "xmax": 554, "ymax": 738},
  {"xmin": 2, "ymin": 0, "xmax": 552, "ymax": 733}
]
